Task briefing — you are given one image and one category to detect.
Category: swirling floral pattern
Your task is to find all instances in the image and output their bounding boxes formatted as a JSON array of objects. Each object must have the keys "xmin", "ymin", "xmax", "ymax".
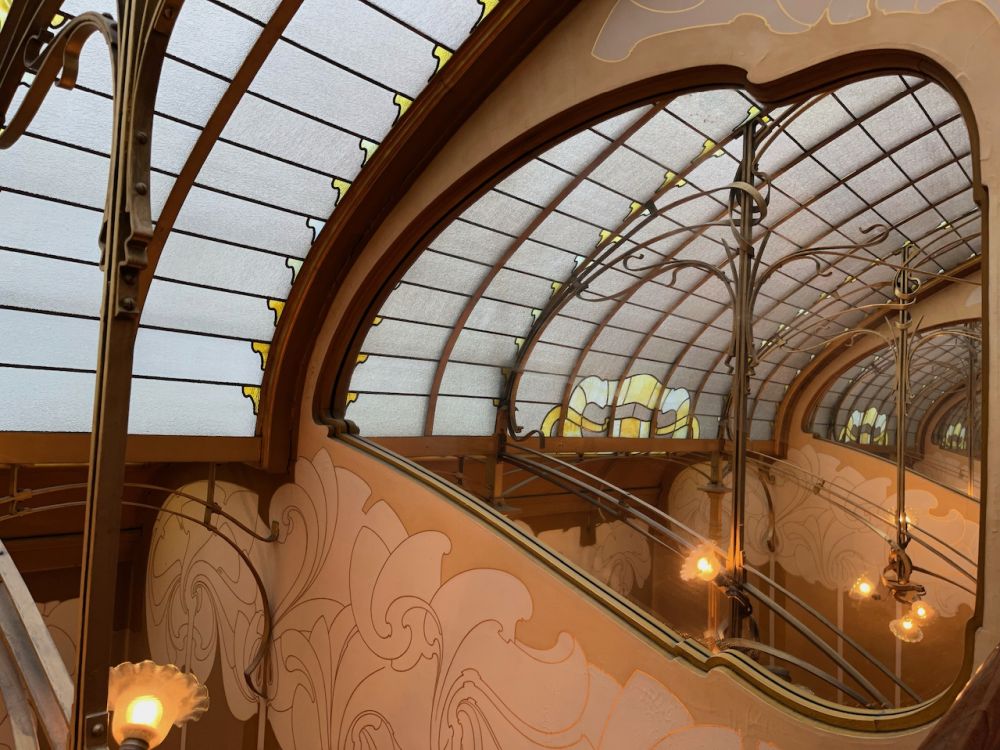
[{"xmin": 146, "ymin": 449, "xmax": 751, "ymax": 749}]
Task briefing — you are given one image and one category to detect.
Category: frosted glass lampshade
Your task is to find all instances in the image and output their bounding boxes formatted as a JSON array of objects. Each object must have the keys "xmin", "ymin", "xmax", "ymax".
[{"xmin": 107, "ymin": 661, "xmax": 209, "ymax": 748}]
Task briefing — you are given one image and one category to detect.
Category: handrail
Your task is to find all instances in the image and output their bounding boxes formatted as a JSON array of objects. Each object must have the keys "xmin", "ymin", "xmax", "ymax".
[
  {"xmin": 507, "ymin": 444, "xmax": 714, "ymax": 550},
  {"xmin": 717, "ymin": 638, "xmax": 871, "ymax": 706},
  {"xmin": 339, "ymin": 432, "xmax": 975, "ymax": 730},
  {"xmin": 742, "ymin": 581, "xmax": 890, "ymax": 707},
  {"xmin": 744, "ymin": 565, "xmax": 920, "ymax": 702},
  {"xmin": 504, "ymin": 447, "xmax": 918, "ymax": 708},
  {"xmin": 747, "ymin": 453, "xmax": 977, "ymax": 581}
]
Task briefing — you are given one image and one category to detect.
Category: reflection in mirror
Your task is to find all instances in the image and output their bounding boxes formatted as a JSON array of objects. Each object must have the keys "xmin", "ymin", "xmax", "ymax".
[{"xmin": 811, "ymin": 320, "xmax": 981, "ymax": 501}]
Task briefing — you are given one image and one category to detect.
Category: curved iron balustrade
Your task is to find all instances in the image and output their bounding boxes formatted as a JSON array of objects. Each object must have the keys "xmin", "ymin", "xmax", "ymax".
[
  {"xmin": 0, "ymin": 476, "xmax": 276, "ymax": 698},
  {"xmin": 497, "ymin": 442, "xmax": 977, "ymax": 709}
]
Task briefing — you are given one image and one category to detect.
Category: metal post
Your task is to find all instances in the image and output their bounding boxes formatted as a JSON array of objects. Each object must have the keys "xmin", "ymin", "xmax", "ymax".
[
  {"xmin": 967, "ymin": 324, "xmax": 977, "ymax": 498},
  {"xmin": 893, "ymin": 243, "xmax": 912, "ymax": 548},
  {"xmin": 706, "ymin": 450, "xmax": 724, "ymax": 644},
  {"xmin": 73, "ymin": 2, "xmax": 181, "ymax": 747},
  {"xmin": 727, "ymin": 121, "xmax": 757, "ymax": 637}
]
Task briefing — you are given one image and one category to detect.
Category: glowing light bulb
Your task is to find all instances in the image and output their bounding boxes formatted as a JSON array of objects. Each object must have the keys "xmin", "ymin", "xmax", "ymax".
[
  {"xmin": 890, "ymin": 614, "xmax": 924, "ymax": 643},
  {"xmin": 849, "ymin": 576, "xmax": 877, "ymax": 600},
  {"xmin": 911, "ymin": 601, "xmax": 936, "ymax": 622},
  {"xmin": 126, "ymin": 695, "xmax": 163, "ymax": 728},
  {"xmin": 681, "ymin": 544, "xmax": 721, "ymax": 583}
]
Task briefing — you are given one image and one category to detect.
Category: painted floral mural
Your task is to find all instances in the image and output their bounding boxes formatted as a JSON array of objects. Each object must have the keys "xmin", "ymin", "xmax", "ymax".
[{"xmin": 146, "ymin": 449, "xmax": 762, "ymax": 749}]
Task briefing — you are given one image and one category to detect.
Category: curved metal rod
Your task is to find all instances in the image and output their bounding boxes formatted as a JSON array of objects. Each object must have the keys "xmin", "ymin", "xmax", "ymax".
[
  {"xmin": 748, "ymin": 452, "xmax": 895, "ymax": 523},
  {"xmin": 760, "ymin": 325, "xmax": 895, "ymax": 361},
  {"xmin": 574, "ymin": 453, "xmax": 714, "ymax": 482},
  {"xmin": 125, "ymin": 483, "xmax": 279, "ymax": 542},
  {"xmin": 0, "ymin": 480, "xmax": 279, "ymax": 543},
  {"xmin": 906, "ymin": 522, "xmax": 977, "ymax": 569},
  {"xmin": 751, "ymin": 224, "xmax": 892, "ymax": 293},
  {"xmin": 502, "ymin": 454, "xmax": 699, "ymax": 554},
  {"xmin": 910, "ymin": 565, "xmax": 976, "ymax": 597},
  {"xmin": 506, "ymin": 445, "xmax": 714, "ymax": 549},
  {"xmin": 572, "ymin": 179, "xmax": 766, "ymax": 301},
  {"xmin": 755, "ymin": 93, "xmax": 825, "ymax": 161},
  {"xmin": 0, "ymin": 482, "xmax": 91, "ymax": 506},
  {"xmin": 120, "ymin": 501, "xmax": 270, "ymax": 698},
  {"xmin": 749, "ymin": 459, "xmax": 895, "ymax": 538},
  {"xmin": 741, "ymin": 582, "xmax": 890, "ymax": 707},
  {"xmin": 0, "ymin": 498, "xmax": 272, "ymax": 697},
  {"xmin": 749, "ymin": 455, "xmax": 976, "ymax": 582},
  {"xmin": 506, "ymin": 449, "xmax": 912, "ymax": 709},
  {"xmin": 503, "ymin": 456, "xmax": 689, "ymax": 559},
  {"xmin": 743, "ymin": 566, "xmax": 921, "ymax": 702},
  {"xmin": 0, "ymin": 12, "xmax": 117, "ymax": 149},
  {"xmin": 576, "ymin": 257, "xmax": 735, "ymax": 307},
  {"xmin": 717, "ymin": 638, "xmax": 873, "ymax": 707}
]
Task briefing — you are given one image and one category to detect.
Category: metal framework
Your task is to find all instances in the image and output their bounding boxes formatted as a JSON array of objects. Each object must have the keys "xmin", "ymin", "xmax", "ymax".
[
  {"xmin": 0, "ymin": 0, "xmax": 184, "ymax": 746},
  {"xmin": 492, "ymin": 98, "xmax": 979, "ymax": 632},
  {"xmin": 497, "ymin": 442, "xmax": 978, "ymax": 708},
  {"xmin": 333, "ymin": 80, "xmax": 984, "ymax": 710}
]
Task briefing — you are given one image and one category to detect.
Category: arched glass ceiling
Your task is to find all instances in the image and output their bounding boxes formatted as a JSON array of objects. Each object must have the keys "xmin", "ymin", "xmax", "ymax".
[
  {"xmin": 811, "ymin": 322, "xmax": 981, "ymax": 449},
  {"xmin": 932, "ymin": 396, "xmax": 981, "ymax": 456},
  {"xmin": 0, "ymin": 0, "xmax": 490, "ymax": 435},
  {"xmin": 346, "ymin": 74, "xmax": 980, "ymax": 439}
]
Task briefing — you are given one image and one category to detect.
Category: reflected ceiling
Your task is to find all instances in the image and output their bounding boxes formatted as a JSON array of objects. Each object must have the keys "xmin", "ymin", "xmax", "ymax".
[
  {"xmin": 346, "ymin": 74, "xmax": 980, "ymax": 440},
  {"xmin": 812, "ymin": 322, "xmax": 981, "ymax": 449},
  {"xmin": 0, "ymin": 0, "xmax": 490, "ymax": 435}
]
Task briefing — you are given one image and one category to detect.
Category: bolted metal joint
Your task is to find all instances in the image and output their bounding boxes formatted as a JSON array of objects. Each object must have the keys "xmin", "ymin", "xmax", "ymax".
[{"xmin": 84, "ymin": 711, "xmax": 110, "ymax": 749}]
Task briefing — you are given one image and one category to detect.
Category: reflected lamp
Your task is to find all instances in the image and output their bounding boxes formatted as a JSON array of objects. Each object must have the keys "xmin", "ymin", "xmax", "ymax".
[
  {"xmin": 849, "ymin": 575, "xmax": 877, "ymax": 601},
  {"xmin": 911, "ymin": 600, "xmax": 936, "ymax": 623},
  {"xmin": 107, "ymin": 661, "xmax": 209, "ymax": 749},
  {"xmin": 890, "ymin": 614, "xmax": 924, "ymax": 643},
  {"xmin": 681, "ymin": 543, "xmax": 721, "ymax": 583}
]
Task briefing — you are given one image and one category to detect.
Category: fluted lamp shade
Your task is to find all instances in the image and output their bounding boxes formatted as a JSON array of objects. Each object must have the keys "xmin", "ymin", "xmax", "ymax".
[{"xmin": 107, "ymin": 661, "xmax": 209, "ymax": 748}]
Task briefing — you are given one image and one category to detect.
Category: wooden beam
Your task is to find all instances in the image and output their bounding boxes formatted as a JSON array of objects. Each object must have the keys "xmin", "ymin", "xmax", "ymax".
[
  {"xmin": 3, "ymin": 529, "xmax": 142, "ymax": 574},
  {"xmin": 0, "ymin": 434, "xmax": 261, "ymax": 465}
]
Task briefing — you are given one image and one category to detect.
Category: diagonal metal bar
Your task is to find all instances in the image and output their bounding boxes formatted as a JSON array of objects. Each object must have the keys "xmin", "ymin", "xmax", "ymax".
[{"xmin": 0, "ymin": 540, "xmax": 73, "ymax": 749}]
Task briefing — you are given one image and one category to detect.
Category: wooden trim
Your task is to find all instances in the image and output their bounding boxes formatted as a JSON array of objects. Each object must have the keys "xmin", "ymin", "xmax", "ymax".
[
  {"xmin": 257, "ymin": 0, "xmax": 582, "ymax": 471},
  {"xmin": 2, "ymin": 529, "xmax": 142, "ymax": 573},
  {"xmin": 0, "ymin": 434, "xmax": 260, "ymax": 465}
]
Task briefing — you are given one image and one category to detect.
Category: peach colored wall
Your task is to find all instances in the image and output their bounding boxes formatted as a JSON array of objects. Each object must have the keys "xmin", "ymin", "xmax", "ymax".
[{"xmin": 146, "ymin": 433, "xmax": 943, "ymax": 749}]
